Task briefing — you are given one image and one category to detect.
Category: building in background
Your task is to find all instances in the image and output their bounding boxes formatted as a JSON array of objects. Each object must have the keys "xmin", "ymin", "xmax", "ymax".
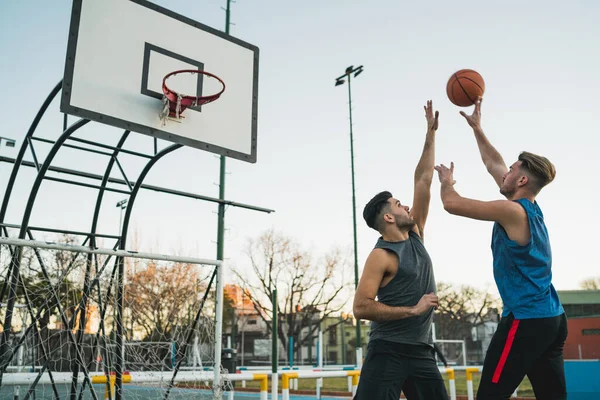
[
  {"xmin": 558, "ymin": 290, "xmax": 600, "ymax": 359},
  {"xmin": 224, "ymin": 284, "xmax": 371, "ymax": 366}
]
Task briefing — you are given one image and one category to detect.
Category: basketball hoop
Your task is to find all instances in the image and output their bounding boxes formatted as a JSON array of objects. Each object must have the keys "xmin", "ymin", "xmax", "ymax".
[{"xmin": 160, "ymin": 69, "xmax": 226, "ymax": 121}]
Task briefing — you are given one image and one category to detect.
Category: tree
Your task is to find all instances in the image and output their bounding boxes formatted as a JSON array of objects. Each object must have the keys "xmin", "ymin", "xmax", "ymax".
[
  {"xmin": 0, "ymin": 235, "xmax": 85, "ymax": 335},
  {"xmin": 433, "ymin": 283, "xmax": 501, "ymax": 364},
  {"xmin": 580, "ymin": 277, "xmax": 600, "ymax": 290},
  {"xmin": 232, "ymin": 230, "xmax": 352, "ymax": 361},
  {"xmin": 124, "ymin": 261, "xmax": 209, "ymax": 341},
  {"xmin": 435, "ymin": 282, "xmax": 501, "ymax": 340},
  {"xmin": 0, "ymin": 235, "xmax": 89, "ymax": 371}
]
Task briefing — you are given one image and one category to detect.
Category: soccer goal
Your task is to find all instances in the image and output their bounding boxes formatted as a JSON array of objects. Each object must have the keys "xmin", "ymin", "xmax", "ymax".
[
  {"xmin": 0, "ymin": 237, "xmax": 229, "ymax": 400},
  {"xmin": 434, "ymin": 340, "xmax": 467, "ymax": 367}
]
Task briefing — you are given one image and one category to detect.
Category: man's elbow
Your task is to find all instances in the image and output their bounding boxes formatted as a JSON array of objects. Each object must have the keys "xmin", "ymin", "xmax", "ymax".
[
  {"xmin": 353, "ymin": 299, "xmax": 367, "ymax": 320},
  {"xmin": 442, "ymin": 199, "xmax": 460, "ymax": 215}
]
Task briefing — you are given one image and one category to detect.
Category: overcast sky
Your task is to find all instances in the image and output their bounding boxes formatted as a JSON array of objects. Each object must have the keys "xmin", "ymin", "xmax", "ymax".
[{"xmin": 1, "ymin": 1, "xmax": 599, "ymax": 309}]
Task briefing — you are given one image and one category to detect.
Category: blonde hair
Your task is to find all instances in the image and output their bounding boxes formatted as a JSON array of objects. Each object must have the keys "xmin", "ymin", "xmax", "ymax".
[{"xmin": 518, "ymin": 151, "xmax": 556, "ymax": 192}]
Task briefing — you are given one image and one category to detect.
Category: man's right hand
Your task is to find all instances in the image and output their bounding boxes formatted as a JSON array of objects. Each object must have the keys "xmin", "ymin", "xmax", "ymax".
[
  {"xmin": 460, "ymin": 96, "xmax": 482, "ymax": 130},
  {"xmin": 413, "ymin": 292, "xmax": 439, "ymax": 316}
]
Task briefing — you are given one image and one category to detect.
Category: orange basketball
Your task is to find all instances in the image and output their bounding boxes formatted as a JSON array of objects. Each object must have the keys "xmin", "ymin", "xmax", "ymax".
[{"xmin": 446, "ymin": 69, "xmax": 485, "ymax": 107}]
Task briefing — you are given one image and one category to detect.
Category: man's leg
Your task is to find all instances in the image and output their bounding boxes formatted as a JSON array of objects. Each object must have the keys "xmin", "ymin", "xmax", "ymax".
[
  {"xmin": 478, "ymin": 313, "xmax": 568, "ymax": 399},
  {"xmin": 354, "ymin": 340, "xmax": 408, "ymax": 400},
  {"xmin": 527, "ymin": 314, "xmax": 568, "ymax": 400},
  {"xmin": 477, "ymin": 314, "xmax": 528, "ymax": 399},
  {"xmin": 401, "ymin": 353, "xmax": 448, "ymax": 400}
]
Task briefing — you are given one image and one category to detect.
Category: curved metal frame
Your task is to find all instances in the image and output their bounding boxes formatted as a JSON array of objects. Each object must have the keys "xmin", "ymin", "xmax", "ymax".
[
  {"xmin": 71, "ymin": 131, "xmax": 132, "ymax": 399},
  {"xmin": 0, "ymin": 80, "xmax": 63, "ymax": 225},
  {"xmin": 114, "ymin": 143, "xmax": 181, "ymax": 397},
  {"xmin": 0, "ymin": 82, "xmax": 188, "ymax": 400},
  {"xmin": 0, "ymin": 118, "xmax": 96, "ymax": 400},
  {"xmin": 0, "ymin": 75, "xmax": 265, "ymax": 400}
]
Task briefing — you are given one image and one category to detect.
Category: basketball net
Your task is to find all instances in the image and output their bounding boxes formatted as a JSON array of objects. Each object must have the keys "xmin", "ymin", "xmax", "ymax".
[
  {"xmin": 160, "ymin": 93, "xmax": 201, "ymax": 125},
  {"xmin": 160, "ymin": 93, "xmax": 184, "ymax": 125}
]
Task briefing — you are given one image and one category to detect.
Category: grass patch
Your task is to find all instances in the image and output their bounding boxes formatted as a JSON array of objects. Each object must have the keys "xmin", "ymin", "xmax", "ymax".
[{"xmin": 234, "ymin": 371, "xmax": 534, "ymax": 397}]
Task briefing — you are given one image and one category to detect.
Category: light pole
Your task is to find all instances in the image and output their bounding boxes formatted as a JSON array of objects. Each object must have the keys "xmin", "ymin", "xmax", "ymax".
[
  {"xmin": 116, "ymin": 199, "xmax": 128, "ymax": 235},
  {"xmin": 115, "ymin": 198, "xmax": 128, "ymax": 364},
  {"xmin": 0, "ymin": 136, "xmax": 16, "ymax": 148},
  {"xmin": 334, "ymin": 65, "xmax": 364, "ymax": 359}
]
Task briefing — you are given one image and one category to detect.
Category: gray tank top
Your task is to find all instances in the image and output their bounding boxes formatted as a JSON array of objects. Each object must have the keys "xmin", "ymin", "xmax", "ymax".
[{"xmin": 370, "ymin": 230, "xmax": 436, "ymax": 347}]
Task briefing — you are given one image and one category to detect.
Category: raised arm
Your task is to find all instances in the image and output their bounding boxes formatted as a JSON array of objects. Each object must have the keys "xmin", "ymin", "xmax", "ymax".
[
  {"xmin": 353, "ymin": 249, "xmax": 438, "ymax": 321},
  {"xmin": 460, "ymin": 98, "xmax": 508, "ymax": 188},
  {"xmin": 434, "ymin": 162, "xmax": 530, "ymax": 245},
  {"xmin": 409, "ymin": 100, "xmax": 439, "ymax": 237}
]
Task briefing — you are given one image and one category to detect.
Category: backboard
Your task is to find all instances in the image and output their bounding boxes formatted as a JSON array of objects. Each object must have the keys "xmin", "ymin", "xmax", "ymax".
[{"xmin": 61, "ymin": 0, "xmax": 259, "ymax": 163}]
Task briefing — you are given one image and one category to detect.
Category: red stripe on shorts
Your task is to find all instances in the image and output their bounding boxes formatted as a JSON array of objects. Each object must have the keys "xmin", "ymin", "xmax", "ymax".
[{"xmin": 492, "ymin": 319, "xmax": 520, "ymax": 384}]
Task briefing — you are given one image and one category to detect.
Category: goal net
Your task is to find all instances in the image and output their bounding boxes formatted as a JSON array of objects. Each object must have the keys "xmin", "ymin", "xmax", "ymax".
[
  {"xmin": 0, "ymin": 238, "xmax": 229, "ymax": 400},
  {"xmin": 434, "ymin": 339, "xmax": 467, "ymax": 367}
]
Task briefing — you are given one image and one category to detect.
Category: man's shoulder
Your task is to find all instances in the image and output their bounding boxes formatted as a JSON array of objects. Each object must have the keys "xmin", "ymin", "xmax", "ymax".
[
  {"xmin": 370, "ymin": 247, "xmax": 396, "ymax": 260},
  {"xmin": 367, "ymin": 247, "xmax": 398, "ymax": 272}
]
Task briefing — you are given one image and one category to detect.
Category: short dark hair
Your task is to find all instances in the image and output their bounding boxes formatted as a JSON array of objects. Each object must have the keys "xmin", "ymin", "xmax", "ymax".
[
  {"xmin": 518, "ymin": 151, "xmax": 556, "ymax": 193},
  {"xmin": 363, "ymin": 191, "xmax": 393, "ymax": 231}
]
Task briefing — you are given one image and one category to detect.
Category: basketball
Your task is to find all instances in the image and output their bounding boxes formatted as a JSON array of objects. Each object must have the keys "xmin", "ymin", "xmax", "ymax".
[{"xmin": 446, "ymin": 69, "xmax": 485, "ymax": 107}]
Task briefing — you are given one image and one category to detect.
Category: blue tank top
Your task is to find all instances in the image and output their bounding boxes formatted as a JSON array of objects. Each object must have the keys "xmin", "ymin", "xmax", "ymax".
[{"xmin": 491, "ymin": 198, "xmax": 563, "ymax": 319}]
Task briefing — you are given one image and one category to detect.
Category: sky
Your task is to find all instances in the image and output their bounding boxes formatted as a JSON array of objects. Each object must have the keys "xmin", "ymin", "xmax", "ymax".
[{"xmin": 1, "ymin": 0, "xmax": 599, "ymax": 308}]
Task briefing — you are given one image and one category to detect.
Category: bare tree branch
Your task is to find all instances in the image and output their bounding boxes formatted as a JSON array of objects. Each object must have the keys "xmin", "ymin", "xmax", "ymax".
[{"xmin": 233, "ymin": 230, "xmax": 352, "ymax": 359}]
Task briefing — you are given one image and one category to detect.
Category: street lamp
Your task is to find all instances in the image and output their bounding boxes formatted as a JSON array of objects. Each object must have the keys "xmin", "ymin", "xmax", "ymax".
[
  {"xmin": 116, "ymin": 199, "xmax": 128, "ymax": 234},
  {"xmin": 0, "ymin": 137, "xmax": 16, "ymax": 148},
  {"xmin": 115, "ymin": 198, "xmax": 129, "ymax": 364},
  {"xmin": 334, "ymin": 65, "xmax": 364, "ymax": 358}
]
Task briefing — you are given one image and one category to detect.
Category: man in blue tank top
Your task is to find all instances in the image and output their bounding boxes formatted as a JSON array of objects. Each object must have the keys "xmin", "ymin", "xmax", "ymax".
[
  {"xmin": 353, "ymin": 101, "xmax": 449, "ymax": 400},
  {"xmin": 435, "ymin": 97, "xmax": 567, "ymax": 399}
]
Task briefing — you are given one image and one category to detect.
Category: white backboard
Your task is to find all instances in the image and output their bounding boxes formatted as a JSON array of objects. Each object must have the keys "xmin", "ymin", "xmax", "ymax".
[{"xmin": 61, "ymin": 0, "xmax": 259, "ymax": 163}]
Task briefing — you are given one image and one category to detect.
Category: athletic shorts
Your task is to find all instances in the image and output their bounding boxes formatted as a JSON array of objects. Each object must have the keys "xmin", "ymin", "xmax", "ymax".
[
  {"xmin": 477, "ymin": 312, "xmax": 568, "ymax": 399},
  {"xmin": 354, "ymin": 339, "xmax": 448, "ymax": 400}
]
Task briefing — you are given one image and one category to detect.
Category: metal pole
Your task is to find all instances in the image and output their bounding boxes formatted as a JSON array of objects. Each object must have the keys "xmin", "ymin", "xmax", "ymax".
[
  {"xmin": 216, "ymin": 0, "xmax": 231, "ymax": 263},
  {"xmin": 271, "ymin": 289, "xmax": 278, "ymax": 400},
  {"xmin": 213, "ymin": 3, "xmax": 231, "ymax": 397},
  {"xmin": 272, "ymin": 289, "xmax": 278, "ymax": 370},
  {"xmin": 0, "ymin": 238, "xmax": 221, "ymax": 266},
  {"xmin": 0, "ymin": 156, "xmax": 274, "ymax": 214},
  {"xmin": 214, "ymin": 262, "xmax": 225, "ymax": 399},
  {"xmin": 241, "ymin": 328, "xmax": 245, "ymax": 366},
  {"xmin": 346, "ymin": 73, "xmax": 362, "ymax": 352},
  {"xmin": 289, "ymin": 336, "xmax": 293, "ymax": 368},
  {"xmin": 231, "ymin": 306, "xmax": 236, "ymax": 349},
  {"xmin": 308, "ymin": 318, "xmax": 312, "ymax": 365},
  {"xmin": 340, "ymin": 317, "xmax": 346, "ymax": 365},
  {"xmin": 117, "ymin": 202, "xmax": 125, "ymax": 234},
  {"xmin": 335, "ymin": 66, "xmax": 364, "ymax": 357}
]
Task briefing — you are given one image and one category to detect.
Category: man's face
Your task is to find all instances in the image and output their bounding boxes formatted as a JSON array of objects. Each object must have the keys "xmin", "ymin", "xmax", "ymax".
[
  {"xmin": 387, "ymin": 198, "xmax": 415, "ymax": 229},
  {"xmin": 500, "ymin": 161, "xmax": 524, "ymax": 198}
]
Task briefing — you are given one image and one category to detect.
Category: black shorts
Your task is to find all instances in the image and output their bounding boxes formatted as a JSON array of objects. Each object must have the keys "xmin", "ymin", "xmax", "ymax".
[
  {"xmin": 354, "ymin": 339, "xmax": 448, "ymax": 400},
  {"xmin": 477, "ymin": 313, "xmax": 568, "ymax": 400}
]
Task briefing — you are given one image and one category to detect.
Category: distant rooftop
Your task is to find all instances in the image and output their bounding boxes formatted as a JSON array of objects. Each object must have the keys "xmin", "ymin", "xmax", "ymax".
[{"xmin": 558, "ymin": 290, "xmax": 600, "ymax": 305}]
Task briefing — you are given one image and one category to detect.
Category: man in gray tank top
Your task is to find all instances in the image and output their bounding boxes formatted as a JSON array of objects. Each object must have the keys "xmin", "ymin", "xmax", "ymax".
[{"xmin": 353, "ymin": 101, "xmax": 448, "ymax": 400}]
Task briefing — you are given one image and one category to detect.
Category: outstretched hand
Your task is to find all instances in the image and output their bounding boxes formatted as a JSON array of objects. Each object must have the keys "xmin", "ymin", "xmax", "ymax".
[
  {"xmin": 460, "ymin": 97, "xmax": 482, "ymax": 129},
  {"xmin": 434, "ymin": 162, "xmax": 456, "ymax": 186},
  {"xmin": 424, "ymin": 100, "xmax": 439, "ymax": 132}
]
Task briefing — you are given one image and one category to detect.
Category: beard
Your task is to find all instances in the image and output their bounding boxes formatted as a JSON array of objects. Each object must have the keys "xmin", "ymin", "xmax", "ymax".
[
  {"xmin": 499, "ymin": 183, "xmax": 515, "ymax": 198},
  {"xmin": 395, "ymin": 215, "xmax": 416, "ymax": 230}
]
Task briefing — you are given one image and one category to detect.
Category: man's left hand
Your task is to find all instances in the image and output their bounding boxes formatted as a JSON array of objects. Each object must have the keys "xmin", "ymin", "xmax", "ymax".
[
  {"xmin": 435, "ymin": 162, "xmax": 456, "ymax": 186},
  {"xmin": 424, "ymin": 100, "xmax": 439, "ymax": 132}
]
